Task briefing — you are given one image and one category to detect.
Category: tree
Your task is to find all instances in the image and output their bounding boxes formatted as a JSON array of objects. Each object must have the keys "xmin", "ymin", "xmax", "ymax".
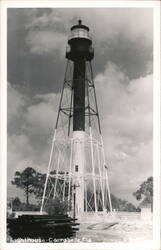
[
  {"xmin": 85, "ymin": 190, "xmax": 136, "ymax": 212},
  {"xmin": 133, "ymin": 176, "xmax": 153, "ymax": 210},
  {"xmin": 11, "ymin": 167, "xmax": 38, "ymax": 207},
  {"xmin": 109, "ymin": 194, "xmax": 136, "ymax": 212}
]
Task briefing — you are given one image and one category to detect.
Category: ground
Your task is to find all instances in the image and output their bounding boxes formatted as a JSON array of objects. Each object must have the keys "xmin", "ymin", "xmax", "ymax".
[
  {"xmin": 73, "ymin": 212, "xmax": 153, "ymax": 243},
  {"xmin": 7, "ymin": 212, "xmax": 153, "ymax": 243}
]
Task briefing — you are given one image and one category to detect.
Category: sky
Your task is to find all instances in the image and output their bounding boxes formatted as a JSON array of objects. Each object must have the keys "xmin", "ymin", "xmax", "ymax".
[{"xmin": 7, "ymin": 8, "xmax": 153, "ymax": 205}]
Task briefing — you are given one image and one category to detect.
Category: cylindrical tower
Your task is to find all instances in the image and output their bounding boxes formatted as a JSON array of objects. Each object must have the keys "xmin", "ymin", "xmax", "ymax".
[{"xmin": 66, "ymin": 20, "xmax": 94, "ymax": 215}]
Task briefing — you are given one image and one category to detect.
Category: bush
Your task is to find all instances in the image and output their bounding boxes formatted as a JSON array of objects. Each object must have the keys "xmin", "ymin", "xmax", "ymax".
[
  {"xmin": 11, "ymin": 197, "xmax": 39, "ymax": 211},
  {"xmin": 45, "ymin": 198, "xmax": 70, "ymax": 215}
]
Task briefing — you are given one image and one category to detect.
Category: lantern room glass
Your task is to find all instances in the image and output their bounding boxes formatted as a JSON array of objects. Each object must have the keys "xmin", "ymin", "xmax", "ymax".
[{"xmin": 70, "ymin": 28, "xmax": 91, "ymax": 40}]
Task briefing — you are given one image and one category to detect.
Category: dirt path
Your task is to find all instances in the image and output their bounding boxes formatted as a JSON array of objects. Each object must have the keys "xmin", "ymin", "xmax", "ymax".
[{"xmin": 75, "ymin": 215, "xmax": 153, "ymax": 242}]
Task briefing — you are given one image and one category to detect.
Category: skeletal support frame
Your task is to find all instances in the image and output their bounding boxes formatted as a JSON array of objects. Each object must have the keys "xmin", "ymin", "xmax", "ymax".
[{"xmin": 40, "ymin": 60, "xmax": 112, "ymax": 216}]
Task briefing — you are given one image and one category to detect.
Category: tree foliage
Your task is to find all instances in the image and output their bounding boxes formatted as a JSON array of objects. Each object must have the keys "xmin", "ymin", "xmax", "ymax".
[
  {"xmin": 86, "ymin": 189, "xmax": 136, "ymax": 212},
  {"xmin": 9, "ymin": 197, "xmax": 39, "ymax": 211},
  {"xmin": 45, "ymin": 197, "xmax": 69, "ymax": 215},
  {"xmin": 11, "ymin": 168, "xmax": 71, "ymax": 214},
  {"xmin": 133, "ymin": 176, "xmax": 153, "ymax": 204},
  {"xmin": 109, "ymin": 194, "xmax": 136, "ymax": 212},
  {"xmin": 11, "ymin": 167, "xmax": 38, "ymax": 207}
]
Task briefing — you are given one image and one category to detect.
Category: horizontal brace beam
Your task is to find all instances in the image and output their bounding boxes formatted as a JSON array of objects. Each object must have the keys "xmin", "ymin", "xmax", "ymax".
[
  {"xmin": 60, "ymin": 108, "xmax": 73, "ymax": 112},
  {"xmin": 84, "ymin": 112, "xmax": 97, "ymax": 116}
]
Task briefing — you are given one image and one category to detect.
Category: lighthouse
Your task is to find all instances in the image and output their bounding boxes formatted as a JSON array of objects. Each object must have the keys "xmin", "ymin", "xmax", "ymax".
[{"xmin": 40, "ymin": 20, "xmax": 112, "ymax": 218}]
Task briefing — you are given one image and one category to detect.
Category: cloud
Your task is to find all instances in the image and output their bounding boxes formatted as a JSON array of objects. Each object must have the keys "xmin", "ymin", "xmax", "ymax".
[
  {"xmin": 24, "ymin": 9, "xmax": 69, "ymax": 57},
  {"xmin": 94, "ymin": 62, "xmax": 152, "ymax": 203},
  {"xmin": 7, "ymin": 82, "xmax": 29, "ymax": 137},
  {"xmin": 7, "ymin": 82, "xmax": 26, "ymax": 125},
  {"xmin": 7, "ymin": 84, "xmax": 60, "ymax": 187},
  {"xmin": 95, "ymin": 62, "xmax": 152, "ymax": 142},
  {"xmin": 24, "ymin": 94, "xmax": 58, "ymax": 136},
  {"xmin": 25, "ymin": 8, "xmax": 153, "ymax": 77},
  {"xmin": 26, "ymin": 30, "xmax": 66, "ymax": 56},
  {"xmin": 25, "ymin": 8, "xmax": 153, "ymax": 51},
  {"xmin": 7, "ymin": 8, "xmax": 153, "ymax": 99}
]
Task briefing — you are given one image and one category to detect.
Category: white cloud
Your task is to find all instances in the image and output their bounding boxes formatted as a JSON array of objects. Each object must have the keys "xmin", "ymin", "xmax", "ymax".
[
  {"xmin": 94, "ymin": 62, "xmax": 153, "ymax": 203},
  {"xmin": 25, "ymin": 8, "xmax": 152, "ymax": 59},
  {"xmin": 26, "ymin": 30, "xmax": 66, "ymax": 56},
  {"xmin": 95, "ymin": 62, "xmax": 152, "ymax": 142},
  {"xmin": 7, "ymin": 82, "xmax": 26, "ymax": 126},
  {"xmin": 25, "ymin": 99, "xmax": 56, "ymax": 136},
  {"xmin": 7, "ymin": 85, "xmax": 60, "ymax": 186}
]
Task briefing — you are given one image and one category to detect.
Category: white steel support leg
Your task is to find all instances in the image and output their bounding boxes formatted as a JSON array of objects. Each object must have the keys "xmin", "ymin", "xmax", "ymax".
[
  {"xmin": 97, "ymin": 143, "xmax": 105, "ymax": 211},
  {"xmin": 53, "ymin": 153, "xmax": 60, "ymax": 198},
  {"xmin": 40, "ymin": 129, "xmax": 57, "ymax": 213},
  {"xmin": 89, "ymin": 127, "xmax": 98, "ymax": 213},
  {"xmin": 85, "ymin": 180, "xmax": 87, "ymax": 212},
  {"xmin": 62, "ymin": 178, "xmax": 66, "ymax": 201},
  {"xmin": 43, "ymin": 179, "xmax": 54, "ymax": 208},
  {"xmin": 100, "ymin": 135, "xmax": 112, "ymax": 213},
  {"xmin": 62, "ymin": 148, "xmax": 68, "ymax": 201},
  {"xmin": 105, "ymin": 169, "xmax": 112, "ymax": 213}
]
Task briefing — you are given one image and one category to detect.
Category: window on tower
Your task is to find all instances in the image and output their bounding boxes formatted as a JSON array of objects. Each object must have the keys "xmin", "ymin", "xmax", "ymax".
[{"xmin": 75, "ymin": 165, "xmax": 79, "ymax": 172}]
